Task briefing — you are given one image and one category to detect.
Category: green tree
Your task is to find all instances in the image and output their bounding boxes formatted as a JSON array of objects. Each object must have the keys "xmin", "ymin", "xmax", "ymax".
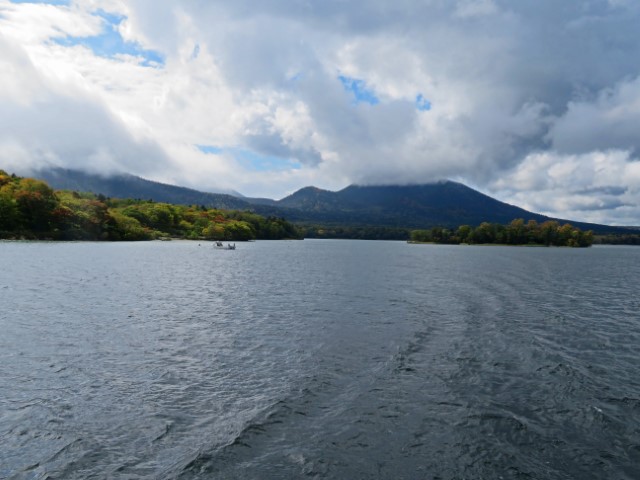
[
  {"xmin": 539, "ymin": 220, "xmax": 559, "ymax": 246},
  {"xmin": 410, "ymin": 229, "xmax": 432, "ymax": 242},
  {"xmin": 507, "ymin": 218, "xmax": 525, "ymax": 245},
  {"xmin": 14, "ymin": 178, "xmax": 59, "ymax": 232},
  {"xmin": 222, "ymin": 220, "xmax": 255, "ymax": 241},
  {"xmin": 456, "ymin": 225, "xmax": 473, "ymax": 243},
  {"xmin": 0, "ymin": 192, "xmax": 19, "ymax": 232},
  {"xmin": 110, "ymin": 211, "xmax": 155, "ymax": 240},
  {"xmin": 472, "ymin": 222, "xmax": 494, "ymax": 244}
]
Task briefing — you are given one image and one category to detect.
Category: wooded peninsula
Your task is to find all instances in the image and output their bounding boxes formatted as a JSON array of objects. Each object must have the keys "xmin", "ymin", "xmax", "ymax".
[
  {"xmin": 410, "ymin": 219, "xmax": 594, "ymax": 247},
  {"xmin": 0, "ymin": 170, "xmax": 300, "ymax": 241}
]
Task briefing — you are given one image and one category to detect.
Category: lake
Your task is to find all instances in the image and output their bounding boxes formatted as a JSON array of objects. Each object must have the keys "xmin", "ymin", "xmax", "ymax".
[{"xmin": 1, "ymin": 239, "xmax": 639, "ymax": 479}]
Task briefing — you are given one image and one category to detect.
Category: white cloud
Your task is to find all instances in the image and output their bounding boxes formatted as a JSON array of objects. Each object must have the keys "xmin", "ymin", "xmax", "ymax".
[
  {"xmin": 492, "ymin": 150, "xmax": 640, "ymax": 225},
  {"xmin": 1, "ymin": 0, "xmax": 640, "ymax": 222},
  {"xmin": 0, "ymin": 26, "xmax": 173, "ymax": 177},
  {"xmin": 0, "ymin": 1, "xmax": 101, "ymax": 44}
]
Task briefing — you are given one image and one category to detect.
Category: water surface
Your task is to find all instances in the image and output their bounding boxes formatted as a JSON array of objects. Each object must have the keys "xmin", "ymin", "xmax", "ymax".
[{"xmin": 1, "ymin": 240, "xmax": 639, "ymax": 479}]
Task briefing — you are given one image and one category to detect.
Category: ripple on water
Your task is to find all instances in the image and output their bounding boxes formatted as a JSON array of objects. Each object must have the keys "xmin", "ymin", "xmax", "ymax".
[{"xmin": 1, "ymin": 241, "xmax": 639, "ymax": 479}]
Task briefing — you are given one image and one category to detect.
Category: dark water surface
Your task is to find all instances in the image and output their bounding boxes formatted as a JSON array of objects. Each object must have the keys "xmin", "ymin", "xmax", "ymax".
[{"xmin": 1, "ymin": 240, "xmax": 639, "ymax": 479}]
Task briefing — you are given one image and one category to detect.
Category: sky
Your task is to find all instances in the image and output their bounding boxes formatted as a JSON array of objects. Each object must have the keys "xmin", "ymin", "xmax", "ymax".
[{"xmin": 1, "ymin": 0, "xmax": 640, "ymax": 224}]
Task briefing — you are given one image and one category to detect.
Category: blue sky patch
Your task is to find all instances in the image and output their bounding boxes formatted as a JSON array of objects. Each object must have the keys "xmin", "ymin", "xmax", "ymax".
[
  {"xmin": 288, "ymin": 72, "xmax": 304, "ymax": 83},
  {"xmin": 197, "ymin": 145, "xmax": 224, "ymax": 155},
  {"xmin": 338, "ymin": 75, "xmax": 380, "ymax": 105},
  {"xmin": 198, "ymin": 145, "xmax": 301, "ymax": 172},
  {"xmin": 236, "ymin": 149, "xmax": 301, "ymax": 172},
  {"xmin": 54, "ymin": 9, "xmax": 164, "ymax": 67},
  {"xmin": 416, "ymin": 94, "xmax": 431, "ymax": 111}
]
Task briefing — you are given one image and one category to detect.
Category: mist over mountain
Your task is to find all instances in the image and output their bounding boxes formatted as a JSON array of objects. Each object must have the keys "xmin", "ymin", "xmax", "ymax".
[
  {"xmin": 31, "ymin": 168, "xmax": 634, "ymax": 236},
  {"xmin": 36, "ymin": 168, "xmax": 251, "ymax": 211}
]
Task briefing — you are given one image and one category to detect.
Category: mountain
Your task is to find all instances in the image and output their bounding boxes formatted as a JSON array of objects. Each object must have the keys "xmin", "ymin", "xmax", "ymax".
[
  {"xmin": 35, "ymin": 168, "xmax": 251, "ymax": 210},
  {"xmin": 29, "ymin": 168, "xmax": 635, "ymax": 235},
  {"xmin": 278, "ymin": 186, "xmax": 344, "ymax": 209},
  {"xmin": 275, "ymin": 182, "xmax": 628, "ymax": 234}
]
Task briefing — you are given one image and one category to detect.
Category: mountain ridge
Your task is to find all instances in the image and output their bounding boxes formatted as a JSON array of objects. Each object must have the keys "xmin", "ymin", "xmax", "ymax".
[
  {"xmin": 276, "ymin": 181, "xmax": 627, "ymax": 234},
  {"xmin": 34, "ymin": 168, "xmax": 252, "ymax": 210},
  {"xmin": 30, "ymin": 167, "xmax": 636, "ymax": 235}
]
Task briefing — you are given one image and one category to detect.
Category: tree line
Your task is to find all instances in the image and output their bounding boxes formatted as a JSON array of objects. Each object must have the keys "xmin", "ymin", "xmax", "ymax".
[
  {"xmin": 593, "ymin": 234, "xmax": 640, "ymax": 245},
  {"xmin": 410, "ymin": 218, "xmax": 594, "ymax": 247},
  {"xmin": 301, "ymin": 224, "xmax": 410, "ymax": 240},
  {"xmin": 0, "ymin": 170, "xmax": 301, "ymax": 241}
]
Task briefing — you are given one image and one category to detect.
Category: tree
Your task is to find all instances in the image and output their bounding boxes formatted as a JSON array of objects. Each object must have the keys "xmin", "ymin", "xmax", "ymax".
[
  {"xmin": 558, "ymin": 223, "xmax": 575, "ymax": 246},
  {"xmin": 0, "ymin": 192, "xmax": 19, "ymax": 232},
  {"xmin": 526, "ymin": 220, "xmax": 539, "ymax": 244},
  {"xmin": 202, "ymin": 223, "xmax": 225, "ymax": 240},
  {"xmin": 539, "ymin": 220, "xmax": 559, "ymax": 246},
  {"xmin": 110, "ymin": 211, "xmax": 154, "ymax": 240},
  {"xmin": 410, "ymin": 230, "xmax": 432, "ymax": 242},
  {"xmin": 457, "ymin": 225, "xmax": 472, "ymax": 243},
  {"xmin": 507, "ymin": 218, "xmax": 525, "ymax": 245},
  {"xmin": 222, "ymin": 220, "xmax": 255, "ymax": 241},
  {"xmin": 472, "ymin": 222, "xmax": 494, "ymax": 244},
  {"xmin": 14, "ymin": 178, "xmax": 59, "ymax": 232},
  {"xmin": 0, "ymin": 173, "xmax": 301, "ymax": 241},
  {"xmin": 410, "ymin": 219, "xmax": 592, "ymax": 247}
]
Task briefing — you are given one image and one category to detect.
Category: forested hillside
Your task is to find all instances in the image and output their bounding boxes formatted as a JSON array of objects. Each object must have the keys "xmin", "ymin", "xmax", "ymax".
[
  {"xmin": 37, "ymin": 168, "xmax": 250, "ymax": 210},
  {"xmin": 0, "ymin": 170, "xmax": 300, "ymax": 241},
  {"xmin": 410, "ymin": 218, "xmax": 594, "ymax": 247}
]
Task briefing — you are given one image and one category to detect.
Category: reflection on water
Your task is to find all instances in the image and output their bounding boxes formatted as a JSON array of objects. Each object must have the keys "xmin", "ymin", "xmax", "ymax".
[{"xmin": 1, "ymin": 240, "xmax": 639, "ymax": 479}]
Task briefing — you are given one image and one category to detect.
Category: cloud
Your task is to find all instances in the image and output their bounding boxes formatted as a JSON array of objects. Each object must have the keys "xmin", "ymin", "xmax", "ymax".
[
  {"xmin": 0, "ymin": 30, "xmax": 172, "ymax": 177},
  {"xmin": 492, "ymin": 150, "xmax": 640, "ymax": 225},
  {"xmin": 1, "ymin": 0, "xmax": 640, "ymax": 221},
  {"xmin": 548, "ymin": 76, "xmax": 640, "ymax": 155}
]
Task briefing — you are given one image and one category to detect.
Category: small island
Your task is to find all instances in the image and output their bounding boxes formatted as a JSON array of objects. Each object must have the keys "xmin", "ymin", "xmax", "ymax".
[
  {"xmin": 409, "ymin": 219, "xmax": 594, "ymax": 247},
  {"xmin": 0, "ymin": 170, "xmax": 301, "ymax": 241}
]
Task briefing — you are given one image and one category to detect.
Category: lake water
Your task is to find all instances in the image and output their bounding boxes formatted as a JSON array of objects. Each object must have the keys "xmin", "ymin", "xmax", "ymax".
[{"xmin": 1, "ymin": 239, "xmax": 639, "ymax": 479}]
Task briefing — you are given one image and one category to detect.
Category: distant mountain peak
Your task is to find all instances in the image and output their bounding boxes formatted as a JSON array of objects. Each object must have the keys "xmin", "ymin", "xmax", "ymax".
[
  {"xmin": 346, "ymin": 179, "xmax": 453, "ymax": 189},
  {"xmin": 274, "ymin": 181, "xmax": 627, "ymax": 233},
  {"xmin": 295, "ymin": 186, "xmax": 333, "ymax": 194}
]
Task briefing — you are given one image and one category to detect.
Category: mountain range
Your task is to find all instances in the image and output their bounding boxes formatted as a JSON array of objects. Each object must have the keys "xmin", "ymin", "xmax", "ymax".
[
  {"xmin": 35, "ymin": 168, "xmax": 250, "ymax": 210},
  {"xmin": 33, "ymin": 168, "xmax": 635, "ymax": 235}
]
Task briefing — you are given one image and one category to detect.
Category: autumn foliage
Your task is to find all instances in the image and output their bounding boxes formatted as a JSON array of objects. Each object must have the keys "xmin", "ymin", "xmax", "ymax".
[
  {"xmin": 410, "ymin": 218, "xmax": 594, "ymax": 247},
  {"xmin": 0, "ymin": 170, "xmax": 300, "ymax": 241}
]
